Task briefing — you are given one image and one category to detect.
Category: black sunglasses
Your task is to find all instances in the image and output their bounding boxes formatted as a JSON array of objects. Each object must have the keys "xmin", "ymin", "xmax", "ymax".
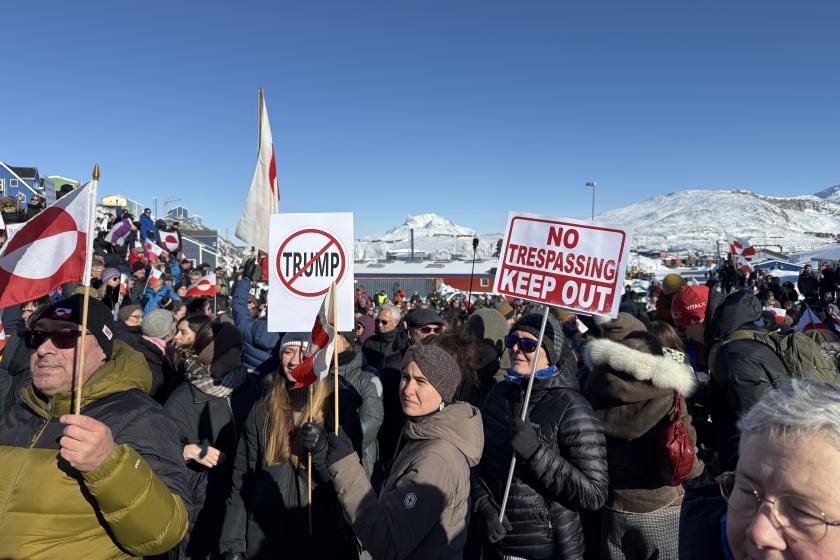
[
  {"xmin": 416, "ymin": 325, "xmax": 441, "ymax": 335},
  {"xmin": 24, "ymin": 329, "xmax": 85, "ymax": 350},
  {"xmin": 375, "ymin": 319, "xmax": 391, "ymax": 325},
  {"xmin": 504, "ymin": 335, "xmax": 539, "ymax": 354}
]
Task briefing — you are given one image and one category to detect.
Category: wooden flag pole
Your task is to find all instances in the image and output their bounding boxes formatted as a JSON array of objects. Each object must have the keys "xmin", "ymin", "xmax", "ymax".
[
  {"xmin": 332, "ymin": 281, "xmax": 339, "ymax": 434},
  {"xmin": 73, "ymin": 164, "xmax": 100, "ymax": 415}
]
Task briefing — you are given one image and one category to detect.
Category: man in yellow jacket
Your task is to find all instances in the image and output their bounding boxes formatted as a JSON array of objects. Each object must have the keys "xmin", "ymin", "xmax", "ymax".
[{"xmin": 0, "ymin": 294, "xmax": 190, "ymax": 559}]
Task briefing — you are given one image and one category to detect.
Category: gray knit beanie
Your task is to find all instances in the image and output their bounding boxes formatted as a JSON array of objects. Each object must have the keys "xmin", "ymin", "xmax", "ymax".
[
  {"xmin": 142, "ymin": 309, "xmax": 174, "ymax": 339},
  {"xmin": 510, "ymin": 313, "xmax": 559, "ymax": 365},
  {"xmin": 401, "ymin": 342, "xmax": 461, "ymax": 403}
]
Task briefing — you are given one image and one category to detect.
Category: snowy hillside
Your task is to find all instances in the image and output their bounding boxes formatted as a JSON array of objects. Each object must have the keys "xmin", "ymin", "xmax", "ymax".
[
  {"xmin": 596, "ymin": 189, "xmax": 840, "ymax": 254},
  {"xmin": 355, "ymin": 214, "xmax": 502, "ymax": 261}
]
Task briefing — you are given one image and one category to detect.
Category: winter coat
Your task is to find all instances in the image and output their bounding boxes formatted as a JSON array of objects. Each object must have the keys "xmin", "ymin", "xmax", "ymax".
[
  {"xmin": 231, "ymin": 278, "xmax": 280, "ymax": 371},
  {"xmin": 339, "ymin": 347, "xmax": 384, "ymax": 477},
  {"xmin": 474, "ymin": 371, "xmax": 609, "ymax": 560},
  {"xmin": 140, "ymin": 213, "xmax": 157, "ymax": 244},
  {"xmin": 164, "ymin": 371, "xmax": 262, "ymax": 559},
  {"xmin": 0, "ymin": 341, "xmax": 190, "ymax": 559},
  {"xmin": 0, "ymin": 332, "xmax": 30, "ymax": 416},
  {"xmin": 129, "ymin": 274, "xmax": 146, "ymax": 305},
  {"xmin": 330, "ymin": 401, "xmax": 484, "ymax": 560},
  {"xmin": 583, "ymin": 338, "xmax": 704, "ymax": 513},
  {"xmin": 220, "ymin": 380, "xmax": 364, "ymax": 559},
  {"xmin": 362, "ymin": 328, "xmax": 409, "ymax": 371},
  {"xmin": 134, "ymin": 336, "xmax": 181, "ymax": 403},
  {"xmin": 116, "ymin": 323, "xmax": 145, "ymax": 350},
  {"xmin": 143, "ymin": 283, "xmax": 179, "ymax": 316},
  {"xmin": 705, "ymin": 290, "xmax": 788, "ymax": 470}
]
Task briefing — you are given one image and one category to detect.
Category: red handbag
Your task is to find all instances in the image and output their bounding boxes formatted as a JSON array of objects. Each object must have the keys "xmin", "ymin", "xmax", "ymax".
[{"xmin": 658, "ymin": 392, "xmax": 696, "ymax": 486}]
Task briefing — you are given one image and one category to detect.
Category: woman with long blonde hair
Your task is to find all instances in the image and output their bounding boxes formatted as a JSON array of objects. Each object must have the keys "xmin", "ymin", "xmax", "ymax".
[{"xmin": 220, "ymin": 332, "xmax": 363, "ymax": 559}]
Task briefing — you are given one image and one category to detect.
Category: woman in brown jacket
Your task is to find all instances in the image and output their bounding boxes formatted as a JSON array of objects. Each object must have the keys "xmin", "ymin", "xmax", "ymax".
[{"xmin": 583, "ymin": 330, "xmax": 704, "ymax": 559}]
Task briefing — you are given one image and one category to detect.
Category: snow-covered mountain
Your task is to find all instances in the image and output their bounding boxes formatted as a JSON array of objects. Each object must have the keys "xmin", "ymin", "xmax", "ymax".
[
  {"xmin": 355, "ymin": 214, "xmax": 502, "ymax": 261},
  {"xmin": 595, "ymin": 188, "xmax": 840, "ymax": 254}
]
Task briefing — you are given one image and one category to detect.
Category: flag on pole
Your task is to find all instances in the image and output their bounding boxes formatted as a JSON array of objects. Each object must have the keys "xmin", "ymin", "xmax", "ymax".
[
  {"xmin": 727, "ymin": 235, "xmax": 756, "ymax": 257},
  {"xmin": 289, "ymin": 286, "xmax": 337, "ymax": 389},
  {"xmin": 186, "ymin": 272, "xmax": 217, "ymax": 297},
  {"xmin": 145, "ymin": 240, "xmax": 164, "ymax": 260},
  {"xmin": 736, "ymin": 255, "xmax": 754, "ymax": 274},
  {"xmin": 235, "ymin": 88, "xmax": 280, "ymax": 253},
  {"xmin": 796, "ymin": 306, "xmax": 829, "ymax": 331},
  {"xmin": 0, "ymin": 178, "xmax": 97, "ymax": 308},
  {"xmin": 148, "ymin": 267, "xmax": 164, "ymax": 288},
  {"xmin": 159, "ymin": 230, "xmax": 181, "ymax": 253}
]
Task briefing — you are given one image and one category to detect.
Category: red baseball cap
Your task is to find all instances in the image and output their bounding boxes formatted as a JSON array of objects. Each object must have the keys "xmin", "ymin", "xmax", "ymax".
[{"xmin": 671, "ymin": 285, "xmax": 709, "ymax": 328}]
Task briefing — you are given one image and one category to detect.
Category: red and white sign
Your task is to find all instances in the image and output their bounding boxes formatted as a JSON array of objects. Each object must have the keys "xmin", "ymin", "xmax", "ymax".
[
  {"xmin": 494, "ymin": 212, "xmax": 633, "ymax": 318},
  {"xmin": 268, "ymin": 213, "xmax": 354, "ymax": 332},
  {"xmin": 186, "ymin": 272, "xmax": 217, "ymax": 297}
]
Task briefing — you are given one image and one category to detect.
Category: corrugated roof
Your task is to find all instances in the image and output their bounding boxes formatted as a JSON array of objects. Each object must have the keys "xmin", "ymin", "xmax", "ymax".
[{"xmin": 354, "ymin": 259, "xmax": 496, "ymax": 275}]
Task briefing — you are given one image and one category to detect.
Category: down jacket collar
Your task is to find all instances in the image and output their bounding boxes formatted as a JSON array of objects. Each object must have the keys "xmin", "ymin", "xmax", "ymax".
[{"xmin": 584, "ymin": 338, "xmax": 696, "ymax": 397}]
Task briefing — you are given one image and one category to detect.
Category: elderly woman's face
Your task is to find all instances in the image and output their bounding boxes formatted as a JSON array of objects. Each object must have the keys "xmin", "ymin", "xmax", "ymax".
[{"xmin": 727, "ymin": 432, "xmax": 840, "ymax": 558}]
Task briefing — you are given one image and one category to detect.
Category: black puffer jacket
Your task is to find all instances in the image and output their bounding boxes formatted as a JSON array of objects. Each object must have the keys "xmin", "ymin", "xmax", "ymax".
[
  {"xmin": 338, "ymin": 346, "xmax": 384, "ymax": 477},
  {"xmin": 474, "ymin": 369, "xmax": 609, "ymax": 560},
  {"xmin": 705, "ymin": 290, "xmax": 788, "ymax": 470}
]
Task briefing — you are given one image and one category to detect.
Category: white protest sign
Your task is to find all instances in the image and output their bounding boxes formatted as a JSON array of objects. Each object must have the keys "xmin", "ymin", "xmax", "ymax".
[
  {"xmin": 268, "ymin": 213, "xmax": 354, "ymax": 332},
  {"xmin": 494, "ymin": 212, "xmax": 633, "ymax": 318}
]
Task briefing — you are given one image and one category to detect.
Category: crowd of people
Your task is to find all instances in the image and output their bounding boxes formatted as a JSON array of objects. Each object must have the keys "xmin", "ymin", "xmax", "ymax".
[{"xmin": 1, "ymin": 212, "xmax": 840, "ymax": 559}]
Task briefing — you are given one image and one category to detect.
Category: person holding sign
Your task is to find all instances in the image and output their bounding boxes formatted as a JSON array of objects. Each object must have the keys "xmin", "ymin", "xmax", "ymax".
[{"xmin": 472, "ymin": 313, "xmax": 608, "ymax": 560}]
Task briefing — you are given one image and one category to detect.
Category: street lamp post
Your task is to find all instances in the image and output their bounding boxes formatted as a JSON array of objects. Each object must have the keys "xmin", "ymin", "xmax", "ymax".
[{"xmin": 585, "ymin": 181, "xmax": 597, "ymax": 221}]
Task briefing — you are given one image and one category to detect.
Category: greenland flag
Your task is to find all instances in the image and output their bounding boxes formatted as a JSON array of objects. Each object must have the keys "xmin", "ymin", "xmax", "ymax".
[
  {"xmin": 289, "ymin": 285, "xmax": 336, "ymax": 389},
  {"xmin": 186, "ymin": 272, "xmax": 217, "ymax": 297},
  {"xmin": 160, "ymin": 231, "xmax": 180, "ymax": 252},
  {"xmin": 0, "ymin": 180, "xmax": 95, "ymax": 308}
]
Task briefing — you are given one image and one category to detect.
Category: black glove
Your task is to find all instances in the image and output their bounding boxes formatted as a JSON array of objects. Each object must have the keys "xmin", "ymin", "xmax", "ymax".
[
  {"xmin": 223, "ymin": 552, "xmax": 246, "ymax": 560},
  {"xmin": 477, "ymin": 499, "xmax": 513, "ymax": 543},
  {"xmin": 301, "ymin": 422, "xmax": 330, "ymax": 481},
  {"xmin": 511, "ymin": 415, "xmax": 541, "ymax": 460},
  {"xmin": 326, "ymin": 426, "xmax": 356, "ymax": 467},
  {"xmin": 243, "ymin": 258, "xmax": 262, "ymax": 281}
]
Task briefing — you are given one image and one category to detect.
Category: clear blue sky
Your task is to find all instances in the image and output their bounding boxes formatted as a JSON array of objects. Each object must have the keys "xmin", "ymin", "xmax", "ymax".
[{"xmin": 3, "ymin": 1, "xmax": 839, "ymax": 238}]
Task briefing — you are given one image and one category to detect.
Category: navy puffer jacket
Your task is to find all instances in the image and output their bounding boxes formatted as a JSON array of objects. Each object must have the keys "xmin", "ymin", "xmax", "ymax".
[
  {"xmin": 474, "ymin": 368, "xmax": 609, "ymax": 560},
  {"xmin": 232, "ymin": 278, "xmax": 280, "ymax": 371}
]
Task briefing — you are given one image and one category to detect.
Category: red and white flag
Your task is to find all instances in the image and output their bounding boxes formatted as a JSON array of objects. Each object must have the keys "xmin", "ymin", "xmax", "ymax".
[
  {"xmin": 0, "ymin": 177, "xmax": 96, "ymax": 308},
  {"xmin": 736, "ymin": 255, "xmax": 754, "ymax": 274},
  {"xmin": 160, "ymin": 231, "xmax": 180, "ymax": 253},
  {"xmin": 148, "ymin": 267, "xmax": 164, "ymax": 288},
  {"xmin": 796, "ymin": 306, "xmax": 828, "ymax": 331},
  {"xmin": 727, "ymin": 235, "xmax": 756, "ymax": 257},
  {"xmin": 289, "ymin": 285, "xmax": 337, "ymax": 389},
  {"xmin": 145, "ymin": 240, "xmax": 164, "ymax": 260},
  {"xmin": 235, "ymin": 88, "xmax": 280, "ymax": 253},
  {"xmin": 186, "ymin": 272, "xmax": 217, "ymax": 297},
  {"xmin": 763, "ymin": 306, "xmax": 787, "ymax": 324}
]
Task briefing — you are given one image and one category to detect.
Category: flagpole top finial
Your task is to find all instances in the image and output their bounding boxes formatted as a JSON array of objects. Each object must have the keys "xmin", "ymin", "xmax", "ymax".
[{"xmin": 92, "ymin": 164, "xmax": 100, "ymax": 180}]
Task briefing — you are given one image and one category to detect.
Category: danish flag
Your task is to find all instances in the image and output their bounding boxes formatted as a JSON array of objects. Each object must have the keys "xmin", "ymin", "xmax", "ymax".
[
  {"xmin": 148, "ymin": 267, "xmax": 164, "ymax": 288},
  {"xmin": 289, "ymin": 285, "xmax": 337, "ymax": 389},
  {"xmin": 145, "ymin": 240, "xmax": 164, "ymax": 260}
]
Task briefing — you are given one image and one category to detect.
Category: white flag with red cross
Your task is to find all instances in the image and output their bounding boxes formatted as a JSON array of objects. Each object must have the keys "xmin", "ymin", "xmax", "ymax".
[
  {"xmin": 289, "ymin": 285, "xmax": 336, "ymax": 389},
  {"xmin": 0, "ymin": 179, "xmax": 96, "ymax": 308},
  {"xmin": 186, "ymin": 272, "xmax": 217, "ymax": 297}
]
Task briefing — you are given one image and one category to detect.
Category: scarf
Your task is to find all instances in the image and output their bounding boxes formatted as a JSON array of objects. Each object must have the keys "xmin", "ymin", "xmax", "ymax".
[
  {"xmin": 183, "ymin": 355, "xmax": 248, "ymax": 398},
  {"xmin": 142, "ymin": 335, "xmax": 167, "ymax": 354},
  {"xmin": 505, "ymin": 365, "xmax": 557, "ymax": 385}
]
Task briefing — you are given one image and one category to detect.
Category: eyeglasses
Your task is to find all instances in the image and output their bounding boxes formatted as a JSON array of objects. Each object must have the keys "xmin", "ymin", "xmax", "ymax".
[
  {"xmin": 23, "ymin": 329, "xmax": 85, "ymax": 350},
  {"xmin": 719, "ymin": 471, "xmax": 840, "ymax": 543},
  {"xmin": 415, "ymin": 325, "xmax": 441, "ymax": 335},
  {"xmin": 504, "ymin": 335, "xmax": 539, "ymax": 354},
  {"xmin": 129, "ymin": 313, "xmax": 143, "ymax": 320}
]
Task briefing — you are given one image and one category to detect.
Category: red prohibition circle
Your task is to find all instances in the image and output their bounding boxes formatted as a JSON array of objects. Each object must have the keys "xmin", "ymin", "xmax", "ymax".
[{"xmin": 276, "ymin": 228, "xmax": 346, "ymax": 297}]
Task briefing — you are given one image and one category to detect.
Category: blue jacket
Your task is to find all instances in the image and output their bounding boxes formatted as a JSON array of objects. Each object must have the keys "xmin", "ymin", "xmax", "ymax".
[
  {"xmin": 143, "ymin": 283, "xmax": 179, "ymax": 316},
  {"xmin": 232, "ymin": 278, "xmax": 280, "ymax": 371},
  {"xmin": 140, "ymin": 214, "xmax": 157, "ymax": 244}
]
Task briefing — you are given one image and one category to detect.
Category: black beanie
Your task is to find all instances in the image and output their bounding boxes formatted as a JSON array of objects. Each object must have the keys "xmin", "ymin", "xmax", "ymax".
[
  {"xmin": 401, "ymin": 343, "xmax": 461, "ymax": 403},
  {"xmin": 510, "ymin": 313, "xmax": 559, "ymax": 366},
  {"xmin": 33, "ymin": 294, "xmax": 115, "ymax": 358}
]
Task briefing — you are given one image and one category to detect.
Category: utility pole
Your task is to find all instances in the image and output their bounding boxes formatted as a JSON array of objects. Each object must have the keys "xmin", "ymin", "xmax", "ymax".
[{"xmin": 585, "ymin": 181, "xmax": 597, "ymax": 220}]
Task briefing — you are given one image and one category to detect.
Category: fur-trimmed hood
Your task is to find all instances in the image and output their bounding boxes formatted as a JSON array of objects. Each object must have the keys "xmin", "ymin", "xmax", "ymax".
[{"xmin": 584, "ymin": 337, "xmax": 696, "ymax": 397}]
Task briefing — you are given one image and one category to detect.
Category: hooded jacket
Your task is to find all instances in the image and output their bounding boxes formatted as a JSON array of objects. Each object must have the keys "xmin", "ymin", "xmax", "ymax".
[
  {"xmin": 0, "ymin": 340, "xmax": 190, "ymax": 559},
  {"xmin": 583, "ymin": 338, "xmax": 704, "ymax": 513},
  {"xmin": 474, "ymin": 369, "xmax": 609, "ymax": 560},
  {"xmin": 330, "ymin": 401, "xmax": 484, "ymax": 560},
  {"xmin": 705, "ymin": 290, "xmax": 788, "ymax": 470},
  {"xmin": 231, "ymin": 278, "xmax": 280, "ymax": 371}
]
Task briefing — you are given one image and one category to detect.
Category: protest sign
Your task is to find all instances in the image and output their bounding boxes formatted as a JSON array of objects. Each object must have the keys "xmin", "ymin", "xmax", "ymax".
[
  {"xmin": 268, "ymin": 213, "xmax": 354, "ymax": 332},
  {"xmin": 494, "ymin": 212, "xmax": 633, "ymax": 318}
]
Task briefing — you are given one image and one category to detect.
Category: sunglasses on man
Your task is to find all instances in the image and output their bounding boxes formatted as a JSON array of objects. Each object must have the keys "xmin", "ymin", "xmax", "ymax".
[
  {"xmin": 504, "ymin": 335, "xmax": 539, "ymax": 354},
  {"xmin": 23, "ymin": 329, "xmax": 88, "ymax": 350},
  {"xmin": 414, "ymin": 325, "xmax": 441, "ymax": 335}
]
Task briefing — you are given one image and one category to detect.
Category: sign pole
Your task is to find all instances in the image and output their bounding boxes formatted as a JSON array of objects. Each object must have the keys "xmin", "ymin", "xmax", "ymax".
[
  {"xmin": 498, "ymin": 306, "xmax": 550, "ymax": 522},
  {"xmin": 332, "ymin": 281, "xmax": 339, "ymax": 434}
]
